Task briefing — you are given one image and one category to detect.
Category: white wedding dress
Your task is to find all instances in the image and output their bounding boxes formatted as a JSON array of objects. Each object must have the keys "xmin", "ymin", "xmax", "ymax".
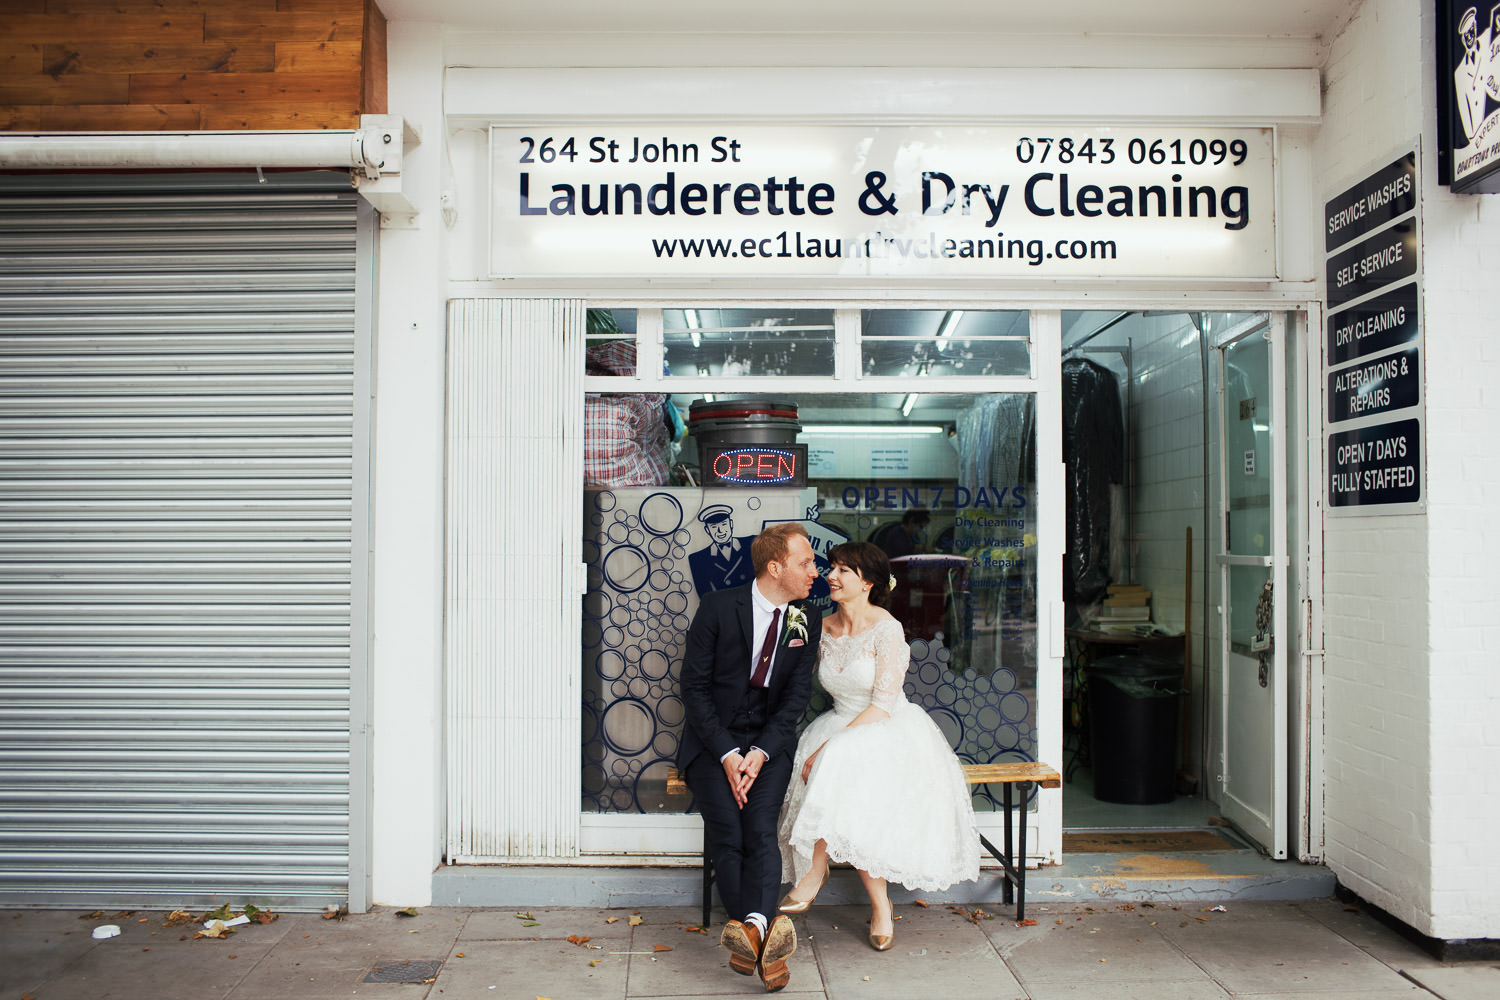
[{"xmin": 778, "ymin": 618, "xmax": 980, "ymax": 891}]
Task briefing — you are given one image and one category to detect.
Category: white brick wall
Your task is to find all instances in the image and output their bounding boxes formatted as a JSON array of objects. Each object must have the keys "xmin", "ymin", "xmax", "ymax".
[{"xmin": 1316, "ymin": 0, "xmax": 1500, "ymax": 939}]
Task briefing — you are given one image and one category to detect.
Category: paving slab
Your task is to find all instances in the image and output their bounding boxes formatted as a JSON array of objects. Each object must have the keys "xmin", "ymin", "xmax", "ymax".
[
  {"xmin": 462, "ymin": 905, "xmax": 637, "ymax": 942},
  {"xmin": 993, "ymin": 906, "xmax": 1209, "ymax": 985},
  {"xmin": 800, "ymin": 903, "xmax": 1022, "ymax": 1000},
  {"xmin": 1291, "ymin": 898, "xmax": 1449, "ymax": 972},
  {"xmin": 0, "ymin": 911, "xmax": 103, "ymax": 1000},
  {"xmin": 1025, "ymin": 982, "xmax": 1233, "ymax": 1000},
  {"xmin": 1153, "ymin": 901, "xmax": 1417, "ymax": 995},
  {"xmin": 1400, "ymin": 965, "xmax": 1500, "ymax": 1000},
  {"xmin": 26, "ymin": 913, "xmax": 288, "ymax": 1000},
  {"xmin": 428, "ymin": 938, "xmax": 628, "ymax": 999}
]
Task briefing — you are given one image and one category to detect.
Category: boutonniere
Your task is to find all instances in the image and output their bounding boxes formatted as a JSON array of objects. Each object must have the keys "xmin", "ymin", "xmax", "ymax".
[{"xmin": 783, "ymin": 605, "xmax": 809, "ymax": 644}]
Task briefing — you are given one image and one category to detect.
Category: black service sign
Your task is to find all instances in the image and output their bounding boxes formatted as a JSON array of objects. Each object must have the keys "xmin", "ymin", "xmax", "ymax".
[{"xmin": 1328, "ymin": 418, "xmax": 1422, "ymax": 508}]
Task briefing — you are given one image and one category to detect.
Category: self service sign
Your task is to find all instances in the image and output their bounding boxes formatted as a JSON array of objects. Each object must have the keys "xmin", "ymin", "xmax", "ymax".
[{"xmin": 489, "ymin": 126, "xmax": 1276, "ymax": 279}]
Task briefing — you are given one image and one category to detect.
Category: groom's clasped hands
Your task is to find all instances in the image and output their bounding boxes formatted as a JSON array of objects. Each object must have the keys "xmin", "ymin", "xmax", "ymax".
[{"xmin": 720, "ymin": 748, "xmax": 767, "ymax": 808}]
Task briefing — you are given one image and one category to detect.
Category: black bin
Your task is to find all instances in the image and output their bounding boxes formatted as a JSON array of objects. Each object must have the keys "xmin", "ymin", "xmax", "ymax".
[{"xmin": 1085, "ymin": 655, "xmax": 1181, "ymax": 804}]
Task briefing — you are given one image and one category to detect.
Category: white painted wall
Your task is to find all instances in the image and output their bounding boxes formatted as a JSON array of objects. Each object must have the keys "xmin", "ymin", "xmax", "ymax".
[
  {"xmin": 1412, "ymin": 0, "xmax": 1500, "ymax": 943},
  {"xmin": 369, "ymin": 22, "xmax": 450, "ymax": 906},
  {"xmin": 1315, "ymin": 0, "xmax": 1500, "ymax": 939}
]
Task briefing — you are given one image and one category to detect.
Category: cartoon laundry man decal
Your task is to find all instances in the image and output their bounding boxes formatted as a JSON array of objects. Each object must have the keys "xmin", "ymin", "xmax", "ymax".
[{"xmin": 687, "ymin": 505, "xmax": 756, "ymax": 596}]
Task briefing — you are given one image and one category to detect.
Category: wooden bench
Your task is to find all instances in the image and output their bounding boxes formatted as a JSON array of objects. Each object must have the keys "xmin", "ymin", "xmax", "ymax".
[{"xmin": 667, "ymin": 761, "xmax": 1061, "ymax": 926}]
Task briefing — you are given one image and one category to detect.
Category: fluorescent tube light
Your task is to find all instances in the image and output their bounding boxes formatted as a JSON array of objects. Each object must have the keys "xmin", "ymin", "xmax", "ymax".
[
  {"xmin": 685, "ymin": 309, "xmax": 701, "ymax": 348},
  {"xmin": 933, "ymin": 310, "xmax": 964, "ymax": 351},
  {"xmin": 900, "ymin": 392, "xmax": 919, "ymax": 416},
  {"xmin": 801, "ymin": 424, "xmax": 945, "ymax": 435}
]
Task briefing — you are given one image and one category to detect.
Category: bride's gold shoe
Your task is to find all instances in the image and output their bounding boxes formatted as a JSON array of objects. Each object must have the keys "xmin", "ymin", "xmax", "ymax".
[
  {"xmin": 869, "ymin": 905, "xmax": 894, "ymax": 950},
  {"xmin": 777, "ymin": 867, "xmax": 829, "ymax": 915}
]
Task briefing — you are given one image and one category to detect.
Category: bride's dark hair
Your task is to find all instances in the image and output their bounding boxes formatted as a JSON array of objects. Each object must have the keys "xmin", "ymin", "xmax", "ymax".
[{"xmin": 826, "ymin": 541, "xmax": 892, "ymax": 607}]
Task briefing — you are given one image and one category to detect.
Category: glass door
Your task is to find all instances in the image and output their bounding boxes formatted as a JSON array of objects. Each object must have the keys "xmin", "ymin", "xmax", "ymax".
[{"xmin": 1212, "ymin": 313, "xmax": 1288, "ymax": 858}]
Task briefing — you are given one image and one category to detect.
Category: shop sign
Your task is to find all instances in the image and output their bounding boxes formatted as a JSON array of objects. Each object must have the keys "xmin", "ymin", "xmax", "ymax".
[
  {"xmin": 1323, "ymin": 146, "xmax": 1425, "ymax": 515},
  {"xmin": 488, "ymin": 125, "xmax": 1276, "ymax": 279}
]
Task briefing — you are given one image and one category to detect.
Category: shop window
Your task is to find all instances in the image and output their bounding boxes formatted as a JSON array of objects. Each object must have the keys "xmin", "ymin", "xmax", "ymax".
[
  {"xmin": 861, "ymin": 309, "xmax": 1030, "ymax": 377},
  {"xmin": 585, "ymin": 309, "xmax": 639, "ymax": 377},
  {"xmin": 581, "ymin": 392, "xmax": 1039, "ymax": 815},
  {"xmin": 663, "ymin": 308, "xmax": 835, "ymax": 377}
]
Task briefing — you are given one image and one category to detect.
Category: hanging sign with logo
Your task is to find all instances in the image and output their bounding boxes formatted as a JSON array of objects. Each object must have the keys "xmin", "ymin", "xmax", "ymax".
[
  {"xmin": 1437, "ymin": 0, "xmax": 1500, "ymax": 192},
  {"xmin": 1323, "ymin": 146, "xmax": 1425, "ymax": 514},
  {"xmin": 489, "ymin": 125, "xmax": 1277, "ymax": 279}
]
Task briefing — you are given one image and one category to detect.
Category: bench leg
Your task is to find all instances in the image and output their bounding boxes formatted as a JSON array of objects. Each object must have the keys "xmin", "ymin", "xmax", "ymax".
[
  {"xmin": 1002, "ymin": 782, "xmax": 1015, "ymax": 909},
  {"xmin": 1015, "ymin": 782, "xmax": 1028, "ymax": 922}
]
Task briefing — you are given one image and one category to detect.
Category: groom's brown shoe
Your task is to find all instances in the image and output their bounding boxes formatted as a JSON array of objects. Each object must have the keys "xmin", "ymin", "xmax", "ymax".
[
  {"xmin": 757, "ymin": 914, "xmax": 797, "ymax": 992},
  {"xmin": 720, "ymin": 919, "xmax": 761, "ymax": 976}
]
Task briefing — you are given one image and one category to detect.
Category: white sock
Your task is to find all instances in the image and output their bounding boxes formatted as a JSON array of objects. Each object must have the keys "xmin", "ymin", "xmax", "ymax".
[{"xmin": 744, "ymin": 912, "xmax": 767, "ymax": 935}]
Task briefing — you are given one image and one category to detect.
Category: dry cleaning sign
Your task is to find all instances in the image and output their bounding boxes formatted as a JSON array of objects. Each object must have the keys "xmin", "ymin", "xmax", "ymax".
[{"xmin": 488, "ymin": 125, "xmax": 1276, "ymax": 279}]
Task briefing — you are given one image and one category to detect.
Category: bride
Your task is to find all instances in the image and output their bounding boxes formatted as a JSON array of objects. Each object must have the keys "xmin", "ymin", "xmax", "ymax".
[{"xmin": 776, "ymin": 541, "xmax": 979, "ymax": 950}]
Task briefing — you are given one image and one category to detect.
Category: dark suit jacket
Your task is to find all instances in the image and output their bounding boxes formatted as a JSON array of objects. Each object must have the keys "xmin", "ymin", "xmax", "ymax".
[{"xmin": 677, "ymin": 583, "xmax": 822, "ymax": 772}]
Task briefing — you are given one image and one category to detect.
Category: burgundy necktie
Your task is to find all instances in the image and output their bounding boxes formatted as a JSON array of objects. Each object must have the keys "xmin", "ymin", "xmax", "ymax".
[{"xmin": 749, "ymin": 608, "xmax": 781, "ymax": 688}]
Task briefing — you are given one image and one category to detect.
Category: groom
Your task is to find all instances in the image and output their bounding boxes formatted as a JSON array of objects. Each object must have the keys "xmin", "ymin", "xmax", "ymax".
[{"xmin": 679, "ymin": 520, "xmax": 822, "ymax": 992}]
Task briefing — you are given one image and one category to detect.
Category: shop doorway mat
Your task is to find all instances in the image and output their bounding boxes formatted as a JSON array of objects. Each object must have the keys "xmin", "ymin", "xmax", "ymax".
[
  {"xmin": 1063, "ymin": 829, "xmax": 1240, "ymax": 853},
  {"xmin": 364, "ymin": 959, "xmax": 443, "ymax": 984}
]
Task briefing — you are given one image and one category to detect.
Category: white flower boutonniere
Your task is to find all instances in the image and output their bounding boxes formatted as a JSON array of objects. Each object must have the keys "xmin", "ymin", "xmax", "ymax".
[{"xmin": 784, "ymin": 605, "xmax": 809, "ymax": 643}]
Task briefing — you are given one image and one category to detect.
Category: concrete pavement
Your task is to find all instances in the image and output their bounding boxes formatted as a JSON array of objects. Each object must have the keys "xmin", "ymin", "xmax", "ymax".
[{"xmin": 4, "ymin": 898, "xmax": 1497, "ymax": 1000}]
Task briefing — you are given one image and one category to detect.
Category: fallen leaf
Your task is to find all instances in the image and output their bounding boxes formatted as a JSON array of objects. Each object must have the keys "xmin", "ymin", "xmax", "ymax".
[
  {"xmin": 137, "ymin": 917, "xmax": 149, "ymax": 923},
  {"xmin": 628, "ymin": 915, "xmax": 643, "ymax": 926},
  {"xmin": 78, "ymin": 911, "xmax": 105, "ymax": 920},
  {"xmin": 396, "ymin": 907, "xmax": 419, "ymax": 918},
  {"xmin": 164, "ymin": 911, "xmax": 196, "ymax": 927},
  {"xmin": 653, "ymin": 943, "xmax": 672, "ymax": 952},
  {"xmin": 567, "ymin": 934, "xmax": 591, "ymax": 946},
  {"xmin": 522, "ymin": 921, "xmax": 540, "ymax": 928},
  {"xmin": 1194, "ymin": 916, "xmax": 1210, "ymax": 922},
  {"xmin": 204, "ymin": 903, "xmax": 236, "ymax": 922},
  {"xmin": 514, "ymin": 911, "xmax": 535, "ymax": 920},
  {"xmin": 1017, "ymin": 919, "xmax": 1037, "ymax": 926},
  {"xmin": 456, "ymin": 952, "xmax": 466, "ymax": 958},
  {"xmin": 604, "ymin": 917, "xmax": 620, "ymax": 924},
  {"xmin": 589, "ymin": 960, "xmax": 599, "ymax": 967},
  {"xmin": 913, "ymin": 899, "xmax": 928, "ymax": 908},
  {"xmin": 684, "ymin": 925, "xmax": 707, "ymax": 935}
]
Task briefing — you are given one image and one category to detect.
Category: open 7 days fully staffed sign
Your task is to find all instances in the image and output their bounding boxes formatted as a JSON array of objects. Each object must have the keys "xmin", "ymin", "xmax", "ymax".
[{"xmin": 488, "ymin": 126, "xmax": 1276, "ymax": 279}]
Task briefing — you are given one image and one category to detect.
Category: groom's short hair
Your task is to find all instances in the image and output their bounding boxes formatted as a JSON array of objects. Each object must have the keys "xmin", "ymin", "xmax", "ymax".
[{"xmin": 751, "ymin": 521, "xmax": 810, "ymax": 577}]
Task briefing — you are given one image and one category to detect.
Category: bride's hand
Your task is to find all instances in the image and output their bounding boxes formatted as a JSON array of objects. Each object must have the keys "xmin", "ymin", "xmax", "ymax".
[{"xmin": 800, "ymin": 741, "xmax": 828, "ymax": 783}]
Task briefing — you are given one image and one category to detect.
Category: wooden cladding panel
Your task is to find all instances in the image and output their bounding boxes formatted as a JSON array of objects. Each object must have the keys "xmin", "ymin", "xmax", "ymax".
[
  {"xmin": 42, "ymin": 42, "xmax": 277, "ymax": 76},
  {"xmin": 2, "ymin": 0, "xmax": 381, "ymax": 131},
  {"xmin": 275, "ymin": 41, "xmax": 363, "ymax": 73}
]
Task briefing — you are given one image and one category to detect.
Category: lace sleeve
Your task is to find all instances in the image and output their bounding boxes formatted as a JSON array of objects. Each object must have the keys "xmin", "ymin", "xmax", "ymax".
[{"xmin": 869, "ymin": 619, "xmax": 910, "ymax": 713}]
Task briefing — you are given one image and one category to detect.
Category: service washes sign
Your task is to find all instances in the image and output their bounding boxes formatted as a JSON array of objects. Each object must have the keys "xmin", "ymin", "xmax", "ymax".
[{"xmin": 489, "ymin": 126, "xmax": 1277, "ymax": 280}]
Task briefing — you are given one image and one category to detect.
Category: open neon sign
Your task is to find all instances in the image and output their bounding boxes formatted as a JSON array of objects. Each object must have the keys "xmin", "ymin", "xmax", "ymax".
[{"xmin": 702, "ymin": 444, "xmax": 808, "ymax": 487}]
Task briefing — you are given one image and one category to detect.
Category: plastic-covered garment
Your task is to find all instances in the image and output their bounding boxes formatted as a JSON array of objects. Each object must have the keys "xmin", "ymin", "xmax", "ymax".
[
  {"xmin": 583, "ymin": 342, "xmax": 669, "ymax": 487},
  {"xmin": 1059, "ymin": 358, "xmax": 1124, "ymax": 605},
  {"xmin": 778, "ymin": 619, "xmax": 980, "ymax": 892}
]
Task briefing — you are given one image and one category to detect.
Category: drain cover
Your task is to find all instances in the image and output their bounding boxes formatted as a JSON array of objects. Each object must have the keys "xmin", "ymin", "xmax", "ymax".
[{"xmin": 364, "ymin": 959, "xmax": 443, "ymax": 984}]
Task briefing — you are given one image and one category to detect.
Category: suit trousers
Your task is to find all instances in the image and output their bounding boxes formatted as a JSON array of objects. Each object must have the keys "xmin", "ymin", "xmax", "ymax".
[{"xmin": 687, "ymin": 737, "xmax": 794, "ymax": 923}]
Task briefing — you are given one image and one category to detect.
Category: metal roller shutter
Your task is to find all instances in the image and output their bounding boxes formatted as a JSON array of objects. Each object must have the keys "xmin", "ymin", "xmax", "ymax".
[{"xmin": 0, "ymin": 178, "xmax": 362, "ymax": 909}]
